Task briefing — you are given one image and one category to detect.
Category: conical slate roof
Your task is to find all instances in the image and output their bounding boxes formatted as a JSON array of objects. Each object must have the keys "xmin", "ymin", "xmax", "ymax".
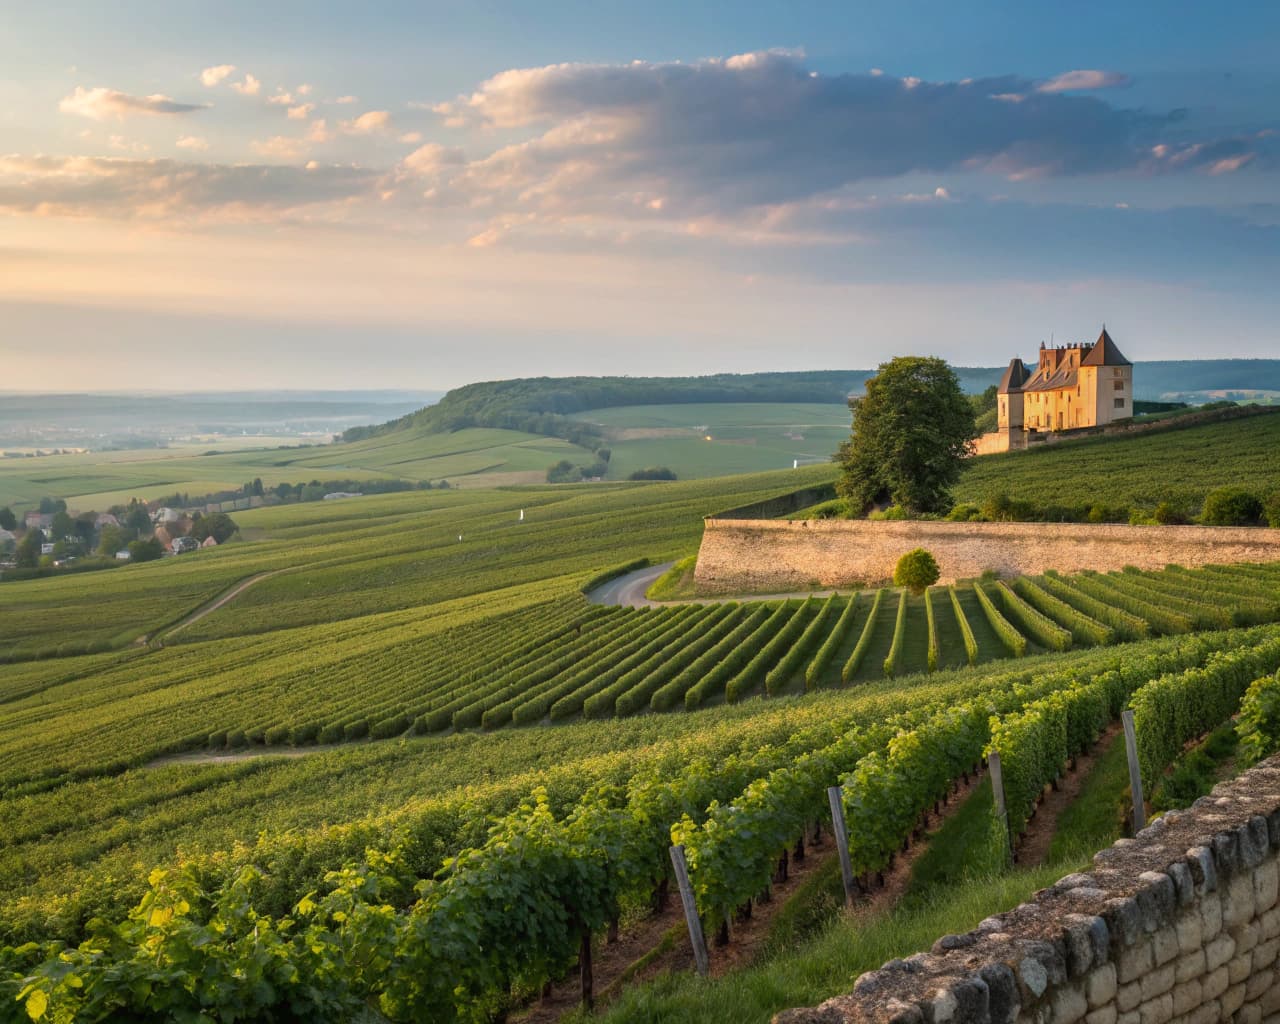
[
  {"xmin": 1081, "ymin": 327, "xmax": 1131, "ymax": 367},
  {"xmin": 998, "ymin": 357, "xmax": 1031, "ymax": 394}
]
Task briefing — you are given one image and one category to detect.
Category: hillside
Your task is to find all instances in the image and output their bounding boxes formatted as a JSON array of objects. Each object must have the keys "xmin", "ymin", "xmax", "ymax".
[{"xmin": 955, "ymin": 406, "xmax": 1280, "ymax": 514}]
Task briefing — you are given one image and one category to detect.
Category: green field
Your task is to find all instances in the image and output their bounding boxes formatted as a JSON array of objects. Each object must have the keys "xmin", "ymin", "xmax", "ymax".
[{"xmin": 6, "ymin": 414, "xmax": 1280, "ymax": 1022}]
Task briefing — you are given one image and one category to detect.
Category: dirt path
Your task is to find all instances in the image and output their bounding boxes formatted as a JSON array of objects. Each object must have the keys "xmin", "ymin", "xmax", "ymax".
[
  {"xmin": 1014, "ymin": 722, "xmax": 1122, "ymax": 867},
  {"xmin": 145, "ymin": 744, "xmax": 339, "ymax": 769},
  {"xmin": 152, "ymin": 570, "xmax": 284, "ymax": 644},
  {"xmin": 514, "ymin": 768, "xmax": 988, "ymax": 1023}
]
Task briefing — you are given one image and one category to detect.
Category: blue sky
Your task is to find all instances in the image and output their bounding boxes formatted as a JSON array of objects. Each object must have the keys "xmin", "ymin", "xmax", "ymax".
[{"xmin": 1, "ymin": 2, "xmax": 1277, "ymax": 390}]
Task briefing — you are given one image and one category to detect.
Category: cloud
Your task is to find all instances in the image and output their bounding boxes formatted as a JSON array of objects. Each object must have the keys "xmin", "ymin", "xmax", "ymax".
[
  {"xmin": 268, "ymin": 92, "xmax": 294, "ymax": 105},
  {"xmin": 59, "ymin": 86, "xmax": 208, "ymax": 120},
  {"xmin": 414, "ymin": 51, "xmax": 1246, "ymax": 225},
  {"xmin": 334, "ymin": 95, "xmax": 358, "ymax": 105},
  {"xmin": 201, "ymin": 65, "xmax": 236, "ymax": 87},
  {"xmin": 1038, "ymin": 69, "xmax": 1130, "ymax": 93},
  {"xmin": 307, "ymin": 119, "xmax": 334, "ymax": 143},
  {"xmin": 231, "ymin": 74, "xmax": 261, "ymax": 96},
  {"xmin": 0, "ymin": 154, "xmax": 377, "ymax": 219},
  {"xmin": 399, "ymin": 132, "xmax": 424, "ymax": 144},
  {"xmin": 341, "ymin": 110, "xmax": 392, "ymax": 134},
  {"xmin": 297, "ymin": 84, "xmax": 312, "ymax": 97},
  {"xmin": 401, "ymin": 143, "xmax": 466, "ymax": 175},
  {"xmin": 251, "ymin": 136, "xmax": 310, "ymax": 160},
  {"xmin": 287, "ymin": 104, "xmax": 315, "ymax": 120},
  {"xmin": 176, "ymin": 136, "xmax": 210, "ymax": 151}
]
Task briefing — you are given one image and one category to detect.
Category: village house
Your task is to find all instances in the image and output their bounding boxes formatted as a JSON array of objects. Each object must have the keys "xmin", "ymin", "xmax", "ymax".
[{"xmin": 974, "ymin": 328, "xmax": 1133, "ymax": 454}]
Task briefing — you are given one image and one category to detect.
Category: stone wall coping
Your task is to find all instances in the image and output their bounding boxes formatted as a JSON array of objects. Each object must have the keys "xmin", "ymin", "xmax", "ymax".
[
  {"xmin": 772, "ymin": 755, "xmax": 1280, "ymax": 1024},
  {"xmin": 704, "ymin": 518, "xmax": 1280, "ymax": 544}
]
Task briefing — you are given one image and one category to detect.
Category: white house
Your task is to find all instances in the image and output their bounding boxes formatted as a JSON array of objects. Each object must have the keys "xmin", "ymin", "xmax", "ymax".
[{"xmin": 152, "ymin": 507, "xmax": 181, "ymax": 524}]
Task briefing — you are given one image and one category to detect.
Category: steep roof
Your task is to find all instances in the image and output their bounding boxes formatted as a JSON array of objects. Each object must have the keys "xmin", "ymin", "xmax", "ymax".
[
  {"xmin": 1081, "ymin": 327, "xmax": 1131, "ymax": 367},
  {"xmin": 1023, "ymin": 365, "xmax": 1079, "ymax": 392},
  {"xmin": 998, "ymin": 358, "xmax": 1031, "ymax": 394}
]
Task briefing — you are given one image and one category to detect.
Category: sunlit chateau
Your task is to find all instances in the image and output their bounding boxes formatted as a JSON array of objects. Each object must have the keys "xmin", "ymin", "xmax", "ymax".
[{"xmin": 974, "ymin": 328, "xmax": 1133, "ymax": 454}]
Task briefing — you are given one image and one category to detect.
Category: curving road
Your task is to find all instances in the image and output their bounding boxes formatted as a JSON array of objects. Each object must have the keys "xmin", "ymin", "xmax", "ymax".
[
  {"xmin": 586, "ymin": 562, "xmax": 673, "ymax": 607},
  {"xmin": 586, "ymin": 561, "xmax": 843, "ymax": 607}
]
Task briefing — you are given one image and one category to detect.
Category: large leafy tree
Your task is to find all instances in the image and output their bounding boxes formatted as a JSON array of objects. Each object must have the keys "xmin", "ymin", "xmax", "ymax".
[{"xmin": 835, "ymin": 356, "xmax": 977, "ymax": 515}]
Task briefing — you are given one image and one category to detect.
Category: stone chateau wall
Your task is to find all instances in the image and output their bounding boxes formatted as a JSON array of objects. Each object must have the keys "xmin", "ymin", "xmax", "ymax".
[
  {"xmin": 774, "ymin": 754, "xmax": 1280, "ymax": 1024},
  {"xmin": 693, "ymin": 519, "xmax": 1280, "ymax": 592}
]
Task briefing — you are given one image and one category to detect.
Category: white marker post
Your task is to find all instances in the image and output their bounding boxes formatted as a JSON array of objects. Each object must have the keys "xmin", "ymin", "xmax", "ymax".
[
  {"xmin": 1121, "ymin": 710, "xmax": 1146, "ymax": 834},
  {"xmin": 827, "ymin": 786, "xmax": 856, "ymax": 907},
  {"xmin": 519, "ymin": 509, "xmax": 524, "ymax": 522},
  {"xmin": 669, "ymin": 846, "xmax": 709, "ymax": 976}
]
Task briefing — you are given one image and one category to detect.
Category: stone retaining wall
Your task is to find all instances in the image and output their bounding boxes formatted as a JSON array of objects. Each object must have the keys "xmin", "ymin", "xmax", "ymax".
[
  {"xmin": 773, "ymin": 755, "xmax": 1280, "ymax": 1024},
  {"xmin": 693, "ymin": 519, "xmax": 1280, "ymax": 592}
]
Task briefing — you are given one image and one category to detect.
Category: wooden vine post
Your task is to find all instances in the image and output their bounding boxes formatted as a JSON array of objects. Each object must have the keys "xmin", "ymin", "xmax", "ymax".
[
  {"xmin": 988, "ymin": 750, "xmax": 1013, "ymax": 865},
  {"xmin": 669, "ymin": 845, "xmax": 709, "ymax": 977},
  {"xmin": 579, "ymin": 929, "xmax": 593, "ymax": 1010},
  {"xmin": 826, "ymin": 785, "xmax": 856, "ymax": 907},
  {"xmin": 1121, "ymin": 709, "xmax": 1146, "ymax": 834}
]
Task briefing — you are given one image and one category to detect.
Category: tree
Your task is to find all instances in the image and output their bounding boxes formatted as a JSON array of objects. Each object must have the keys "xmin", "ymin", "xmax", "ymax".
[
  {"xmin": 0, "ymin": 507, "xmax": 15, "ymax": 531},
  {"xmin": 50, "ymin": 511, "xmax": 75, "ymax": 541},
  {"xmin": 190, "ymin": 512, "xmax": 238, "ymax": 545},
  {"xmin": 38, "ymin": 497, "xmax": 67, "ymax": 515},
  {"xmin": 97, "ymin": 524, "xmax": 128, "ymax": 556},
  {"xmin": 627, "ymin": 466, "xmax": 676, "ymax": 481},
  {"xmin": 835, "ymin": 357, "xmax": 977, "ymax": 516},
  {"xmin": 14, "ymin": 530, "xmax": 42, "ymax": 568},
  {"xmin": 546, "ymin": 460, "xmax": 582, "ymax": 484},
  {"xmin": 125, "ymin": 503, "xmax": 152, "ymax": 534},
  {"xmin": 127, "ymin": 538, "xmax": 164, "ymax": 563},
  {"xmin": 893, "ymin": 548, "xmax": 940, "ymax": 594}
]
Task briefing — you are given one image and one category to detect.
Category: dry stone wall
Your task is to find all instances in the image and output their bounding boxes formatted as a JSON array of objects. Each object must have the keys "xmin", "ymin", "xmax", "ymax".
[
  {"xmin": 772, "ymin": 755, "xmax": 1280, "ymax": 1024},
  {"xmin": 694, "ymin": 519, "xmax": 1280, "ymax": 592}
]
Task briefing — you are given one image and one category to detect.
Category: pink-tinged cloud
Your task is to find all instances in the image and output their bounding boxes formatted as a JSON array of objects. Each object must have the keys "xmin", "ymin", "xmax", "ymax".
[
  {"xmin": 200, "ymin": 65, "xmax": 236, "ymax": 87},
  {"xmin": 1038, "ymin": 69, "xmax": 1130, "ymax": 93},
  {"xmin": 342, "ymin": 110, "xmax": 393, "ymax": 134},
  {"xmin": 59, "ymin": 86, "xmax": 208, "ymax": 120}
]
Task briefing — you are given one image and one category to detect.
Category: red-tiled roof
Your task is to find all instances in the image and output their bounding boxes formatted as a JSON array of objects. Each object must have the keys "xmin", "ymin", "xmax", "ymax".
[{"xmin": 1080, "ymin": 327, "xmax": 1131, "ymax": 366}]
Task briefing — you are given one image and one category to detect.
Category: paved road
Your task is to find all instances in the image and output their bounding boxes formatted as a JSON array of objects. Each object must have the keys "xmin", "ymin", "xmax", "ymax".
[
  {"xmin": 585, "ymin": 561, "xmax": 847, "ymax": 607},
  {"xmin": 586, "ymin": 562, "xmax": 673, "ymax": 607}
]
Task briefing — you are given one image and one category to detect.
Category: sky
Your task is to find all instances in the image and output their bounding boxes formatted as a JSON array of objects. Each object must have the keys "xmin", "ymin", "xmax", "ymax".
[{"xmin": 2, "ymin": 1, "xmax": 1278, "ymax": 391}]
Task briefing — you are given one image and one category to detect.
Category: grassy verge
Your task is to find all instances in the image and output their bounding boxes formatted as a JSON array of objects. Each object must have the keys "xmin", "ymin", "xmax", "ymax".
[
  {"xmin": 646, "ymin": 556, "xmax": 699, "ymax": 601},
  {"xmin": 1047, "ymin": 732, "xmax": 1131, "ymax": 863},
  {"xmin": 1150, "ymin": 722, "xmax": 1240, "ymax": 813}
]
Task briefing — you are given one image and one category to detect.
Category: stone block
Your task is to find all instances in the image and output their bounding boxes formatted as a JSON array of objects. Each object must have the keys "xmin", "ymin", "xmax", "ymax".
[
  {"xmin": 1176, "ymin": 914, "xmax": 1202, "ymax": 954},
  {"xmin": 1268, "ymin": 807, "xmax": 1280, "ymax": 849},
  {"xmin": 1175, "ymin": 949, "xmax": 1206, "ymax": 984},
  {"xmin": 1185, "ymin": 847, "xmax": 1217, "ymax": 896},
  {"xmin": 1086, "ymin": 964, "xmax": 1117, "ymax": 1009},
  {"xmin": 1117, "ymin": 1012, "xmax": 1140, "ymax": 1024},
  {"xmin": 1153, "ymin": 927, "xmax": 1179, "ymax": 966},
  {"xmin": 1202, "ymin": 965, "xmax": 1230, "ymax": 1002},
  {"xmin": 950, "ymin": 976, "xmax": 990, "ymax": 1024},
  {"xmin": 1139, "ymin": 993, "xmax": 1174, "ymax": 1024},
  {"xmin": 1221, "ymin": 981, "xmax": 1246, "ymax": 1017},
  {"xmin": 1214, "ymin": 831, "xmax": 1242, "ymax": 880},
  {"xmin": 1202, "ymin": 896, "xmax": 1223, "ymax": 940},
  {"xmin": 1050, "ymin": 985, "xmax": 1088, "ymax": 1024},
  {"xmin": 1138, "ymin": 873, "xmax": 1177, "ymax": 932},
  {"xmin": 1254, "ymin": 860, "xmax": 1279, "ymax": 913},
  {"xmin": 1118, "ymin": 941, "xmax": 1154, "ymax": 984},
  {"xmin": 1171, "ymin": 979, "xmax": 1201, "ymax": 1017},
  {"xmin": 1245, "ymin": 966, "xmax": 1275, "ymax": 1002},
  {"xmin": 1263, "ymin": 978, "xmax": 1280, "ymax": 1013},
  {"xmin": 1167, "ymin": 862, "xmax": 1195, "ymax": 908},
  {"xmin": 1186, "ymin": 1003, "xmax": 1220, "ymax": 1024},
  {"xmin": 1139, "ymin": 964, "xmax": 1175, "ymax": 1002},
  {"xmin": 1241, "ymin": 816, "xmax": 1270, "ymax": 868},
  {"xmin": 1260, "ymin": 906, "xmax": 1280, "ymax": 940},
  {"xmin": 1223, "ymin": 874, "xmax": 1256, "ymax": 929},
  {"xmin": 979, "ymin": 963, "xmax": 1020, "ymax": 1024},
  {"xmin": 1206, "ymin": 933, "xmax": 1236, "ymax": 971},
  {"xmin": 1085, "ymin": 1008, "xmax": 1116, "ymax": 1024},
  {"xmin": 1117, "ymin": 982, "xmax": 1142, "ymax": 1014},
  {"xmin": 1108, "ymin": 898, "xmax": 1145, "ymax": 948},
  {"xmin": 1235, "ymin": 1005, "xmax": 1262, "ymax": 1024},
  {"xmin": 1063, "ymin": 915, "xmax": 1109, "ymax": 976},
  {"xmin": 1227, "ymin": 951, "xmax": 1252, "ymax": 985},
  {"xmin": 1233, "ymin": 919, "xmax": 1260, "ymax": 955},
  {"xmin": 1254, "ymin": 937, "xmax": 1280, "ymax": 971}
]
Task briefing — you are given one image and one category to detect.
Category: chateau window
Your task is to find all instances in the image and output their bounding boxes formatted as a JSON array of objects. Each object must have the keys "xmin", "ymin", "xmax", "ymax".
[
  {"xmin": 1114, "ymin": 380, "xmax": 1124, "ymax": 391},
  {"xmin": 1114, "ymin": 398, "xmax": 1125, "ymax": 409}
]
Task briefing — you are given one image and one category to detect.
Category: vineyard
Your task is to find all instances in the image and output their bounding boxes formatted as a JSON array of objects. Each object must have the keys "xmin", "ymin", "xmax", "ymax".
[{"xmin": 7, "ymin": 623, "xmax": 1280, "ymax": 1022}]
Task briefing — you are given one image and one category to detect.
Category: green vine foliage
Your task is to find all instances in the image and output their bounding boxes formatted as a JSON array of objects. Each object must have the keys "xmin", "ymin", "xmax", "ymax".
[{"xmin": 1237, "ymin": 670, "xmax": 1280, "ymax": 767}]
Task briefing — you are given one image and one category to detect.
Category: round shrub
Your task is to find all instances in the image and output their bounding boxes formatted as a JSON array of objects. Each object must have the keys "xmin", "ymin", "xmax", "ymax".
[
  {"xmin": 1153, "ymin": 501, "xmax": 1186, "ymax": 526},
  {"xmin": 1265, "ymin": 492, "xmax": 1280, "ymax": 529},
  {"xmin": 1200, "ymin": 487, "xmax": 1263, "ymax": 527},
  {"xmin": 893, "ymin": 548, "xmax": 940, "ymax": 594}
]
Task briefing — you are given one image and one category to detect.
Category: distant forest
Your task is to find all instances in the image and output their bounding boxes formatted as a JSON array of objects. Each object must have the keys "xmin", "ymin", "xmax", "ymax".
[{"xmin": 343, "ymin": 360, "xmax": 1280, "ymax": 450}]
